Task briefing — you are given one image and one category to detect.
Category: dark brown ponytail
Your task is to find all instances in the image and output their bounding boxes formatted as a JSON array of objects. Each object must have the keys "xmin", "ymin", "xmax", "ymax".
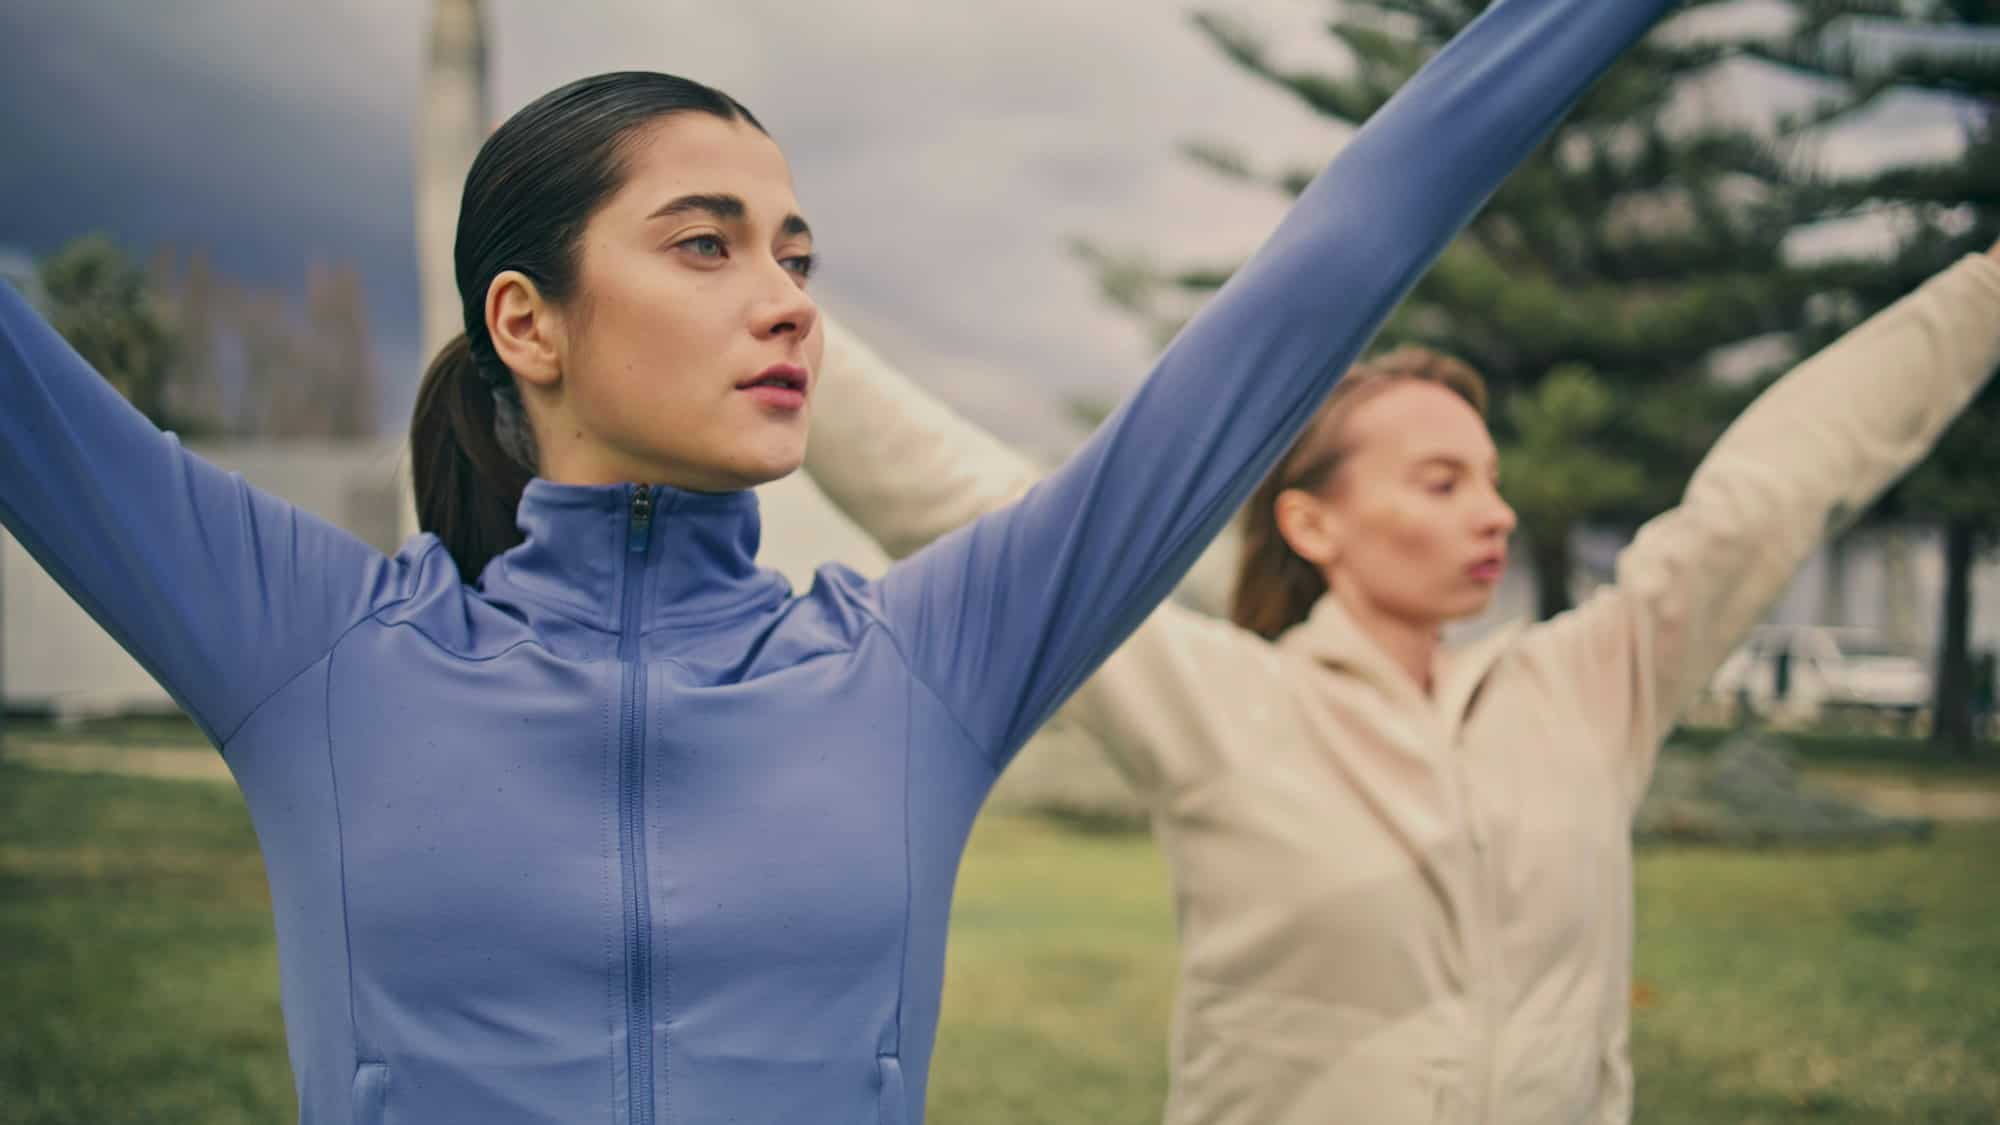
[
  {"xmin": 406, "ymin": 71, "xmax": 768, "ymax": 582},
  {"xmin": 1229, "ymin": 347, "xmax": 1490, "ymax": 641},
  {"xmin": 411, "ymin": 334, "xmax": 533, "ymax": 583}
]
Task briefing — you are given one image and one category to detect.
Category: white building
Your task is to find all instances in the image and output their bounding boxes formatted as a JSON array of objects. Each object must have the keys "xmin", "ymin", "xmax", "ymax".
[{"xmin": 1, "ymin": 442, "xmax": 899, "ymax": 720}]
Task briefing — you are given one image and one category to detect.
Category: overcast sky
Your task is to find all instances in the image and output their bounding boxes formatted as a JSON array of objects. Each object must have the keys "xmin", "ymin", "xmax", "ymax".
[{"xmin": 0, "ymin": 1, "xmax": 1979, "ymax": 448}]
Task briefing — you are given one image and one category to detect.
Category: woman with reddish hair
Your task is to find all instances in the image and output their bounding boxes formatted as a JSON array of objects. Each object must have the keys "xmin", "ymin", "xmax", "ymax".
[
  {"xmin": 1, "ymin": 0, "xmax": 1673, "ymax": 1117},
  {"xmin": 805, "ymin": 240, "xmax": 2000, "ymax": 1122}
]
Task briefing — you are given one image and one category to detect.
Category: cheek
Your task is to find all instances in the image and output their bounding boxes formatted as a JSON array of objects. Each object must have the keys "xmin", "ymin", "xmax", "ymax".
[
  {"xmin": 578, "ymin": 247, "xmax": 720, "ymax": 361},
  {"xmin": 1342, "ymin": 507, "xmax": 1465, "ymax": 603},
  {"xmin": 1352, "ymin": 505, "xmax": 1449, "ymax": 568},
  {"xmin": 1392, "ymin": 525, "xmax": 1458, "ymax": 587},
  {"xmin": 572, "ymin": 274, "xmax": 719, "ymax": 412}
]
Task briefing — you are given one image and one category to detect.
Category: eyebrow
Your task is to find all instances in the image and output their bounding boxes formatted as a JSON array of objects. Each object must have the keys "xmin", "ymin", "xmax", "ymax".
[
  {"xmin": 647, "ymin": 193, "xmax": 812, "ymax": 240},
  {"xmin": 1413, "ymin": 454, "xmax": 1499, "ymax": 474}
]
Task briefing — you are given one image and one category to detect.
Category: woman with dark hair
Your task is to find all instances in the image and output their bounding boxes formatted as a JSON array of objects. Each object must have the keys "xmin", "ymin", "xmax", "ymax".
[
  {"xmin": 0, "ymin": 5, "xmax": 1671, "ymax": 1121},
  {"xmin": 805, "ymin": 246, "xmax": 2000, "ymax": 1121}
]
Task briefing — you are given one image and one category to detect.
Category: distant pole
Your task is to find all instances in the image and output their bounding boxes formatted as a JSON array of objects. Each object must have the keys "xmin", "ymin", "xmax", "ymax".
[
  {"xmin": 418, "ymin": 0, "xmax": 488, "ymax": 365},
  {"xmin": 404, "ymin": 0, "xmax": 490, "ymax": 540}
]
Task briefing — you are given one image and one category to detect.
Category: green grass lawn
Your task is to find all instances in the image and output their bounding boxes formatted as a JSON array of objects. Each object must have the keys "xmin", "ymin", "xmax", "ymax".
[
  {"xmin": 4, "ymin": 715, "xmax": 211, "ymax": 749},
  {"xmin": 4, "ymin": 761, "xmax": 1996, "ymax": 1123},
  {"xmin": 0, "ymin": 764, "xmax": 290, "ymax": 1124},
  {"xmin": 1672, "ymin": 725, "xmax": 2000, "ymax": 783}
]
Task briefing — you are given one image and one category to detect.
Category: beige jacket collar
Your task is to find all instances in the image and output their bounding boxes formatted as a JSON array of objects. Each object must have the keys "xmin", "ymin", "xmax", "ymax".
[{"xmin": 1280, "ymin": 594, "xmax": 1525, "ymax": 736}]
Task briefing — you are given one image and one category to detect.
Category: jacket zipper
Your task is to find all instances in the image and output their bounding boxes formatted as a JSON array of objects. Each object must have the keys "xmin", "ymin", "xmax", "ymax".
[
  {"xmin": 619, "ymin": 484, "xmax": 657, "ymax": 1125},
  {"xmin": 1457, "ymin": 758, "xmax": 1502, "ymax": 1123}
]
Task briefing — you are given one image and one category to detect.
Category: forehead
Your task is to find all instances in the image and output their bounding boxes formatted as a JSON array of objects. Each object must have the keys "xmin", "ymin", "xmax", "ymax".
[
  {"xmin": 606, "ymin": 113, "xmax": 800, "ymax": 219},
  {"xmin": 1343, "ymin": 381, "xmax": 1495, "ymax": 466}
]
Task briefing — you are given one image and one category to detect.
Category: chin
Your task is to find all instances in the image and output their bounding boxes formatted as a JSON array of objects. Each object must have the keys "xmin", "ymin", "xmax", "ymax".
[
  {"xmin": 1444, "ymin": 589, "xmax": 1498, "ymax": 623},
  {"xmin": 722, "ymin": 448, "xmax": 805, "ymax": 490}
]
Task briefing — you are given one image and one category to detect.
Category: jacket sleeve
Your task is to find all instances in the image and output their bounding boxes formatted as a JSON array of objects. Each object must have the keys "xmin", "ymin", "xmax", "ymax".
[
  {"xmin": 0, "ymin": 282, "xmax": 407, "ymax": 746},
  {"xmin": 808, "ymin": 317, "xmax": 1271, "ymax": 795},
  {"xmin": 1527, "ymin": 254, "xmax": 2000, "ymax": 808},
  {"xmin": 806, "ymin": 318, "xmax": 1044, "ymax": 558},
  {"xmin": 868, "ymin": 0, "xmax": 1675, "ymax": 765}
]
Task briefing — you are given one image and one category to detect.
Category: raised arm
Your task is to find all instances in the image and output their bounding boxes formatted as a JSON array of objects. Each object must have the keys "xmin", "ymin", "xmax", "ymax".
[
  {"xmin": 806, "ymin": 318, "xmax": 1042, "ymax": 559},
  {"xmin": 811, "ymin": 318, "xmax": 1273, "ymax": 795},
  {"xmin": 1531, "ymin": 249, "xmax": 2000, "ymax": 807},
  {"xmin": 0, "ymin": 283, "xmax": 409, "ymax": 747},
  {"xmin": 869, "ymin": 0, "xmax": 1676, "ymax": 765}
]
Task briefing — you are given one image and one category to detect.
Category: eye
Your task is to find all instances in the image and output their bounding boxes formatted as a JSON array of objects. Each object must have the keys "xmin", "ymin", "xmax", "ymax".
[
  {"xmin": 677, "ymin": 234, "xmax": 727, "ymax": 260},
  {"xmin": 781, "ymin": 253, "xmax": 817, "ymax": 281},
  {"xmin": 1426, "ymin": 477, "xmax": 1457, "ymax": 496}
]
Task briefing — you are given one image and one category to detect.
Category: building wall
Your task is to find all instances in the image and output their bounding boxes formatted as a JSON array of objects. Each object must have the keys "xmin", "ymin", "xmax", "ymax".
[
  {"xmin": 10, "ymin": 442, "xmax": 1996, "ymax": 724},
  {"xmin": 1, "ymin": 444, "xmax": 893, "ymax": 720}
]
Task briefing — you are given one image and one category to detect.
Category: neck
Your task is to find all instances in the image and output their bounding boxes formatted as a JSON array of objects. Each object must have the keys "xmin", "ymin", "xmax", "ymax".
[
  {"xmin": 483, "ymin": 479, "xmax": 786, "ymax": 637},
  {"xmin": 530, "ymin": 413, "xmax": 740, "ymax": 494},
  {"xmin": 540, "ymin": 450, "xmax": 728, "ymax": 493},
  {"xmin": 1330, "ymin": 583, "xmax": 1443, "ymax": 695}
]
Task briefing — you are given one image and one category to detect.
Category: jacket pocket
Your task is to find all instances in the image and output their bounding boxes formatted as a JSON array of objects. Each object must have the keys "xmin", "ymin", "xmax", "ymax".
[
  {"xmin": 1499, "ymin": 1021, "xmax": 1602, "ymax": 1125},
  {"xmin": 351, "ymin": 1061, "xmax": 390, "ymax": 1125},
  {"xmin": 877, "ymin": 1055, "xmax": 907, "ymax": 1125},
  {"xmin": 1171, "ymin": 977, "xmax": 1464, "ymax": 1125}
]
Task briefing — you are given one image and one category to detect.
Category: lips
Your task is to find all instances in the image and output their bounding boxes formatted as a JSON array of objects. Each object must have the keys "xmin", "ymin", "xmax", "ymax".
[
  {"xmin": 738, "ymin": 364, "xmax": 809, "ymax": 411},
  {"xmin": 1468, "ymin": 555, "xmax": 1507, "ymax": 583},
  {"xmin": 738, "ymin": 365, "xmax": 808, "ymax": 393}
]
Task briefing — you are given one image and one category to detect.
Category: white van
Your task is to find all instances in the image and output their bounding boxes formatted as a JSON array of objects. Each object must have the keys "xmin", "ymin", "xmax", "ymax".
[{"xmin": 1707, "ymin": 625, "xmax": 1932, "ymax": 726}]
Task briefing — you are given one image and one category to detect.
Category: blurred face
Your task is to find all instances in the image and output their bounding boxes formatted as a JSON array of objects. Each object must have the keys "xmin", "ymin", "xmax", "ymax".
[
  {"xmin": 506, "ymin": 112, "xmax": 823, "ymax": 491},
  {"xmin": 1283, "ymin": 381, "xmax": 1516, "ymax": 629}
]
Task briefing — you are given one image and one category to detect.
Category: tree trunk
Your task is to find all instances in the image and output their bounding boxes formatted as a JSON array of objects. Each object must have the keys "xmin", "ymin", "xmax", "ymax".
[
  {"xmin": 1931, "ymin": 520, "xmax": 1976, "ymax": 755},
  {"xmin": 1530, "ymin": 523, "xmax": 1573, "ymax": 621}
]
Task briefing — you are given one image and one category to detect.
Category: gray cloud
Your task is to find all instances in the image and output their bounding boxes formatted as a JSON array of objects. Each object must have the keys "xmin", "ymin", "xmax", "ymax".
[
  {"xmin": 0, "ymin": 0, "xmax": 426, "ymax": 412},
  {"xmin": 484, "ymin": 0, "xmax": 1340, "ymax": 433},
  {"xmin": 1, "ymin": 0, "xmax": 1342, "ymax": 442},
  {"xmin": 0, "ymin": 0, "xmax": 1965, "ymax": 448}
]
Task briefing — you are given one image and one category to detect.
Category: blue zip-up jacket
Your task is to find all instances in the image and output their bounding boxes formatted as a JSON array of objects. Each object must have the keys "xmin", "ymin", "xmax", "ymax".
[{"xmin": 0, "ymin": 4, "xmax": 1668, "ymax": 1121}]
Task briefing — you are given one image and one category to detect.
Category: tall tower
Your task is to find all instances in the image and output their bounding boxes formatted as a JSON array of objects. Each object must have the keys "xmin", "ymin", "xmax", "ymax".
[
  {"xmin": 418, "ymin": 0, "xmax": 488, "ymax": 366},
  {"xmin": 404, "ymin": 0, "xmax": 489, "ymax": 540}
]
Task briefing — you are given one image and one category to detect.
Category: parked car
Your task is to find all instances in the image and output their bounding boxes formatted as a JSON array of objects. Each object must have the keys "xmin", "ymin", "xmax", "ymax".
[{"xmin": 1707, "ymin": 625, "xmax": 1931, "ymax": 726}]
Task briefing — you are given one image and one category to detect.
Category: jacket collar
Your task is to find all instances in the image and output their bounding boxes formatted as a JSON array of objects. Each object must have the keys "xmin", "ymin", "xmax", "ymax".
[
  {"xmin": 479, "ymin": 479, "xmax": 789, "ymax": 636},
  {"xmin": 1279, "ymin": 594, "xmax": 1523, "ymax": 728}
]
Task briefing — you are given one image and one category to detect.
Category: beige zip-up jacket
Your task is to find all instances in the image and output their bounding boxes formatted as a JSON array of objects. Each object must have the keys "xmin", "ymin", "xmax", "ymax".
[{"xmin": 803, "ymin": 255, "xmax": 2000, "ymax": 1125}]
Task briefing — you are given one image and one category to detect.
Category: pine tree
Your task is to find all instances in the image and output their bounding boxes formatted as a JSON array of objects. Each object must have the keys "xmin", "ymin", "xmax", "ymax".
[
  {"xmin": 1082, "ymin": 2, "xmax": 1819, "ymax": 617},
  {"xmin": 39, "ymin": 235, "xmax": 180, "ymax": 429},
  {"xmin": 1768, "ymin": 2, "xmax": 1999, "ymax": 751}
]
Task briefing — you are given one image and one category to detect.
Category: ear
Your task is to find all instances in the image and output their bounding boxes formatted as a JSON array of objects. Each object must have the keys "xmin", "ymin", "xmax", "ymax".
[
  {"xmin": 486, "ymin": 270, "xmax": 564, "ymax": 390},
  {"xmin": 1274, "ymin": 487, "xmax": 1342, "ymax": 570}
]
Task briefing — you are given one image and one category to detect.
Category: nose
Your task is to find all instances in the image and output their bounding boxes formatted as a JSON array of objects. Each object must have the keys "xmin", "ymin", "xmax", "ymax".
[
  {"xmin": 1481, "ymin": 485, "xmax": 1517, "ymax": 538},
  {"xmin": 751, "ymin": 259, "xmax": 818, "ymax": 346}
]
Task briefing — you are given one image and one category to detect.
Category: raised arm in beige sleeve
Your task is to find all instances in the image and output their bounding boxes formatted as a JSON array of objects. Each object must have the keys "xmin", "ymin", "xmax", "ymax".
[
  {"xmin": 805, "ymin": 316, "xmax": 1270, "ymax": 794},
  {"xmin": 1528, "ymin": 253, "xmax": 2000, "ymax": 808},
  {"xmin": 805, "ymin": 318, "xmax": 1044, "ymax": 558}
]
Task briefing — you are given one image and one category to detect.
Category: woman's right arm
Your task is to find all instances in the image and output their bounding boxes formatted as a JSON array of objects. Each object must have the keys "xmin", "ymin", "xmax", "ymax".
[
  {"xmin": 806, "ymin": 319, "xmax": 1042, "ymax": 557},
  {"xmin": 1, "ymin": 283, "xmax": 408, "ymax": 746},
  {"xmin": 807, "ymin": 318, "xmax": 1266, "ymax": 793},
  {"xmin": 867, "ymin": 0, "xmax": 1675, "ymax": 769},
  {"xmin": 1528, "ymin": 247, "xmax": 2000, "ymax": 809}
]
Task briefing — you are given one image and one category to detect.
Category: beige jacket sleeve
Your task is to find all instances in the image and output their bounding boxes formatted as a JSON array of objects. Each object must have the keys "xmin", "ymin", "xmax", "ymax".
[
  {"xmin": 805, "ymin": 317, "xmax": 1265, "ymax": 795},
  {"xmin": 1529, "ymin": 254, "xmax": 2000, "ymax": 809}
]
